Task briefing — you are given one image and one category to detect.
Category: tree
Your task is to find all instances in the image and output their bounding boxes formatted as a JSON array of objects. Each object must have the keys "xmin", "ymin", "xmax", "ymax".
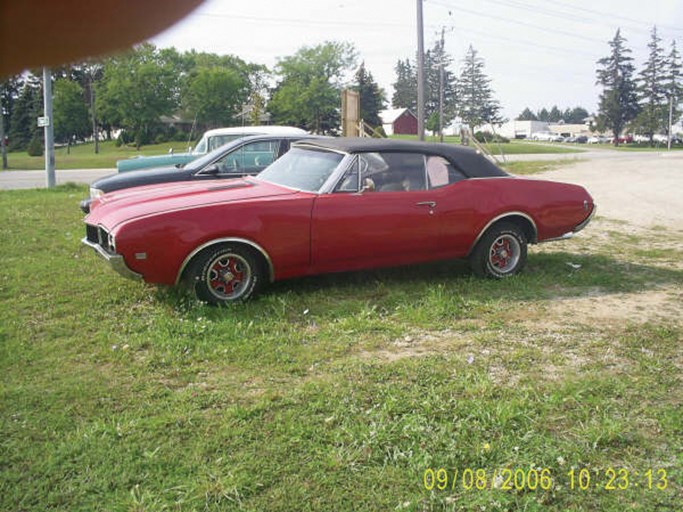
[
  {"xmin": 595, "ymin": 29, "xmax": 639, "ymax": 146},
  {"xmin": 96, "ymin": 44, "xmax": 178, "ymax": 148},
  {"xmin": 537, "ymin": 107, "xmax": 549, "ymax": 122},
  {"xmin": 424, "ymin": 37, "xmax": 458, "ymax": 133},
  {"xmin": 664, "ymin": 40, "xmax": 682, "ymax": 130},
  {"xmin": 184, "ymin": 67, "xmax": 247, "ymax": 128},
  {"xmin": 391, "ymin": 59, "xmax": 416, "ymax": 111},
  {"xmin": 0, "ymin": 76, "xmax": 21, "ymax": 168},
  {"xmin": 456, "ymin": 45, "xmax": 504, "ymax": 129},
  {"xmin": 391, "ymin": 39, "xmax": 457, "ymax": 132},
  {"xmin": 53, "ymin": 79, "xmax": 90, "ymax": 153},
  {"xmin": 517, "ymin": 107, "xmax": 537, "ymax": 121},
  {"xmin": 8, "ymin": 74, "xmax": 42, "ymax": 151},
  {"xmin": 548, "ymin": 105, "xmax": 563, "ymax": 122},
  {"xmin": 565, "ymin": 106, "xmax": 590, "ymax": 124},
  {"xmin": 353, "ymin": 62, "xmax": 385, "ymax": 128},
  {"xmin": 634, "ymin": 27, "xmax": 668, "ymax": 145},
  {"xmin": 269, "ymin": 41, "xmax": 357, "ymax": 134}
]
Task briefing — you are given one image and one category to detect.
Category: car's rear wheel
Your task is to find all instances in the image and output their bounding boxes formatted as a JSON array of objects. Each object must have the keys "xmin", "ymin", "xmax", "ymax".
[
  {"xmin": 469, "ymin": 222, "xmax": 527, "ymax": 278},
  {"xmin": 186, "ymin": 245, "xmax": 262, "ymax": 304}
]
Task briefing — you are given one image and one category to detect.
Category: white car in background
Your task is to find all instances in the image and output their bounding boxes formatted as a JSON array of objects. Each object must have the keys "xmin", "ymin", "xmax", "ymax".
[
  {"xmin": 116, "ymin": 126, "xmax": 307, "ymax": 172},
  {"xmin": 530, "ymin": 131, "xmax": 564, "ymax": 142}
]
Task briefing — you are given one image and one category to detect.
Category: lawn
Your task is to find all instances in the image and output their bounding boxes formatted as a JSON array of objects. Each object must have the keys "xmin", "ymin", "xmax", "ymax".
[
  {"xmin": 2, "ymin": 140, "xmax": 194, "ymax": 171},
  {"xmin": 1, "ymin": 186, "xmax": 681, "ymax": 511}
]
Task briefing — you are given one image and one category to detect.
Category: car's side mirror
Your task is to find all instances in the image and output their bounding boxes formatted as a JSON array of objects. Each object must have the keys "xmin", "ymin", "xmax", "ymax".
[{"xmin": 202, "ymin": 164, "xmax": 220, "ymax": 175}]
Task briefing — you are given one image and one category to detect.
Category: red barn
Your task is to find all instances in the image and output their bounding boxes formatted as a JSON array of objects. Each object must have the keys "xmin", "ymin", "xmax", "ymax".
[{"xmin": 380, "ymin": 108, "xmax": 418, "ymax": 136}]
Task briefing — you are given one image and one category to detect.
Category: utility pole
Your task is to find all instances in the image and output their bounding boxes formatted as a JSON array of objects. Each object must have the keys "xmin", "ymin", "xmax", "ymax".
[
  {"xmin": 43, "ymin": 67, "xmax": 55, "ymax": 188},
  {"xmin": 667, "ymin": 95, "xmax": 674, "ymax": 151},
  {"xmin": 416, "ymin": 0, "xmax": 425, "ymax": 141},
  {"xmin": 0, "ymin": 96, "xmax": 7, "ymax": 169},
  {"xmin": 439, "ymin": 27, "xmax": 445, "ymax": 143}
]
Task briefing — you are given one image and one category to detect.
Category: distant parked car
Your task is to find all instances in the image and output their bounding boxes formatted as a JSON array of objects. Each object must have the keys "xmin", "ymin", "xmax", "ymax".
[
  {"xmin": 116, "ymin": 126, "xmax": 307, "ymax": 172},
  {"xmin": 531, "ymin": 131, "xmax": 563, "ymax": 142},
  {"xmin": 81, "ymin": 133, "xmax": 322, "ymax": 213},
  {"xmin": 564, "ymin": 135, "xmax": 588, "ymax": 144},
  {"xmin": 83, "ymin": 138, "xmax": 595, "ymax": 304}
]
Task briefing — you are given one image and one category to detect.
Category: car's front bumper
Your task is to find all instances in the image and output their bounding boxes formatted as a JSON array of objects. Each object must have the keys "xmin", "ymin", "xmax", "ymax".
[
  {"xmin": 81, "ymin": 237, "xmax": 142, "ymax": 280},
  {"xmin": 79, "ymin": 198, "xmax": 92, "ymax": 214}
]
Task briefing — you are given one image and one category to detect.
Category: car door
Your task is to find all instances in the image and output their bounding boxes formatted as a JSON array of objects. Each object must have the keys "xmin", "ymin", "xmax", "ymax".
[{"xmin": 310, "ymin": 152, "xmax": 440, "ymax": 274}]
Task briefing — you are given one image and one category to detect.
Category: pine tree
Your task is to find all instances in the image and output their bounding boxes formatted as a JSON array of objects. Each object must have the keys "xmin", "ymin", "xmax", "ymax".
[
  {"xmin": 664, "ymin": 40, "xmax": 682, "ymax": 129},
  {"xmin": 391, "ymin": 59, "xmax": 416, "ymax": 111},
  {"xmin": 8, "ymin": 74, "xmax": 42, "ymax": 151},
  {"xmin": 353, "ymin": 62, "xmax": 386, "ymax": 128},
  {"xmin": 548, "ymin": 105, "xmax": 563, "ymax": 122},
  {"xmin": 424, "ymin": 37, "xmax": 458, "ymax": 133},
  {"xmin": 456, "ymin": 45, "xmax": 504, "ymax": 129},
  {"xmin": 634, "ymin": 27, "xmax": 668, "ymax": 145},
  {"xmin": 517, "ymin": 107, "xmax": 537, "ymax": 121},
  {"xmin": 595, "ymin": 29, "xmax": 639, "ymax": 146}
]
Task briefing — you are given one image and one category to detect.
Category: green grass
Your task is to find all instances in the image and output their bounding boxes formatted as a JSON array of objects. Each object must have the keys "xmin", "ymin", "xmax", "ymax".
[
  {"xmin": 2, "ymin": 140, "xmax": 195, "ymax": 170},
  {"xmin": 1, "ymin": 186, "xmax": 681, "ymax": 511},
  {"xmin": 391, "ymin": 135, "xmax": 581, "ymax": 155},
  {"xmin": 502, "ymin": 159, "xmax": 585, "ymax": 175}
]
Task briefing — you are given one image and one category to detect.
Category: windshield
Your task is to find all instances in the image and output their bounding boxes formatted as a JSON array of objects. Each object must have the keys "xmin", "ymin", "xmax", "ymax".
[
  {"xmin": 255, "ymin": 147, "xmax": 343, "ymax": 192},
  {"xmin": 184, "ymin": 139, "xmax": 245, "ymax": 171}
]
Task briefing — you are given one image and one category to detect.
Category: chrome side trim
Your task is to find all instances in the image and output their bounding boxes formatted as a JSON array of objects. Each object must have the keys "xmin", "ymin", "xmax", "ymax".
[
  {"xmin": 540, "ymin": 232, "xmax": 574, "ymax": 243},
  {"xmin": 175, "ymin": 237, "xmax": 275, "ymax": 285},
  {"xmin": 81, "ymin": 237, "xmax": 142, "ymax": 281},
  {"xmin": 467, "ymin": 211, "xmax": 538, "ymax": 255}
]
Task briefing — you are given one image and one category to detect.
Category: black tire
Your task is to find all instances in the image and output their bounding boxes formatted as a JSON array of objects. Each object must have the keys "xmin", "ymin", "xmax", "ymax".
[
  {"xmin": 469, "ymin": 222, "xmax": 528, "ymax": 278},
  {"xmin": 186, "ymin": 244, "xmax": 263, "ymax": 304}
]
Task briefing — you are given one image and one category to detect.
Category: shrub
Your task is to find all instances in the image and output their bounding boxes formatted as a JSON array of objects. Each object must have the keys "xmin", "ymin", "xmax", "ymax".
[{"xmin": 27, "ymin": 134, "xmax": 43, "ymax": 156}]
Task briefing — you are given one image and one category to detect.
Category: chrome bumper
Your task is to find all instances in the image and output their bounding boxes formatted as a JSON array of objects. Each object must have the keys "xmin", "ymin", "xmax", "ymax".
[{"xmin": 81, "ymin": 237, "xmax": 142, "ymax": 280}]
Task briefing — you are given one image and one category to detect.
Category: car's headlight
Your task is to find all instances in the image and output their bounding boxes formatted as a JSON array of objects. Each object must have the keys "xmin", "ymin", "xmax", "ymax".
[
  {"xmin": 108, "ymin": 232, "xmax": 116, "ymax": 252},
  {"xmin": 90, "ymin": 187, "xmax": 104, "ymax": 199}
]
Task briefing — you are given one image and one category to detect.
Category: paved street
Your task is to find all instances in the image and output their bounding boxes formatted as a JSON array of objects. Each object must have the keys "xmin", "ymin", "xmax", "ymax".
[{"xmin": 0, "ymin": 168, "xmax": 115, "ymax": 190}]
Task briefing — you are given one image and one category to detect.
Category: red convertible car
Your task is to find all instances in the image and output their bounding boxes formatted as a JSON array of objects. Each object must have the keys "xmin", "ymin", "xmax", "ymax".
[{"xmin": 82, "ymin": 138, "xmax": 595, "ymax": 304}]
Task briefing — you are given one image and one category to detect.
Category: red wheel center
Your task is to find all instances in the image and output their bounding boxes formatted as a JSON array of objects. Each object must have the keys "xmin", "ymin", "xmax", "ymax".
[
  {"xmin": 209, "ymin": 258, "xmax": 244, "ymax": 293},
  {"xmin": 490, "ymin": 239, "xmax": 513, "ymax": 269}
]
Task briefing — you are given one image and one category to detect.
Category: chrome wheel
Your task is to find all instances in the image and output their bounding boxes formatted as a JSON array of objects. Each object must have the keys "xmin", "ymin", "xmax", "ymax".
[
  {"xmin": 206, "ymin": 252, "xmax": 252, "ymax": 301},
  {"xmin": 469, "ymin": 221, "xmax": 528, "ymax": 279},
  {"xmin": 488, "ymin": 234, "xmax": 521, "ymax": 275},
  {"xmin": 187, "ymin": 244, "xmax": 262, "ymax": 304}
]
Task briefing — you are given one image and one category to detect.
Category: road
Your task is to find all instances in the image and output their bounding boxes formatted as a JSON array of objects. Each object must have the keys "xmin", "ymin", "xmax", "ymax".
[{"xmin": 0, "ymin": 168, "xmax": 115, "ymax": 190}]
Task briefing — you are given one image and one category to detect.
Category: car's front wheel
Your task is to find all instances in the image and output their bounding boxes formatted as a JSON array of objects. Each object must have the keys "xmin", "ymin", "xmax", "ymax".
[
  {"xmin": 186, "ymin": 244, "xmax": 263, "ymax": 304},
  {"xmin": 469, "ymin": 222, "xmax": 527, "ymax": 278}
]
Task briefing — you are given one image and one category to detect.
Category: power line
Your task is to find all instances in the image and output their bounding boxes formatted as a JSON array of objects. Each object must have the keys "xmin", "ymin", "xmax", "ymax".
[
  {"xmin": 544, "ymin": 0, "xmax": 683, "ymax": 33},
  {"xmin": 429, "ymin": 0, "xmax": 608, "ymax": 45}
]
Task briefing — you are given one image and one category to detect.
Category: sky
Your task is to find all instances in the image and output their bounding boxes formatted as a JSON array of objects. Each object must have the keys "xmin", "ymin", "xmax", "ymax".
[{"xmin": 151, "ymin": 0, "xmax": 683, "ymax": 120}]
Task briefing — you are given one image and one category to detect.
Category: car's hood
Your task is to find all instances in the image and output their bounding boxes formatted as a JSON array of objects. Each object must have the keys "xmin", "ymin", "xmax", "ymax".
[
  {"xmin": 116, "ymin": 152, "xmax": 195, "ymax": 172},
  {"xmin": 93, "ymin": 165, "xmax": 190, "ymax": 193},
  {"xmin": 86, "ymin": 178, "xmax": 299, "ymax": 230}
]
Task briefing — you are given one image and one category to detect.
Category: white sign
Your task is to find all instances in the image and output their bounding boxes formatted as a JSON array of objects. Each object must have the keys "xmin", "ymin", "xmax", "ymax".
[{"xmin": 37, "ymin": 116, "xmax": 50, "ymax": 127}]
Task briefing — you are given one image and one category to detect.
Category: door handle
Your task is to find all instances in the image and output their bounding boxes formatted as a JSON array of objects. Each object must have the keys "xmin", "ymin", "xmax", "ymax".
[{"xmin": 416, "ymin": 201, "xmax": 436, "ymax": 208}]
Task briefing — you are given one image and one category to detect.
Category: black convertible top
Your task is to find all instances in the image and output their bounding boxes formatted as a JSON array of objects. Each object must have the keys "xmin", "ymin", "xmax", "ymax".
[{"xmin": 293, "ymin": 137, "xmax": 509, "ymax": 178}]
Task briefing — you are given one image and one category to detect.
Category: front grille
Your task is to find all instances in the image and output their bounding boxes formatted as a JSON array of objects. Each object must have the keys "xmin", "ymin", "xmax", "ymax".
[
  {"xmin": 86, "ymin": 224, "xmax": 98, "ymax": 244},
  {"xmin": 85, "ymin": 224, "xmax": 114, "ymax": 253}
]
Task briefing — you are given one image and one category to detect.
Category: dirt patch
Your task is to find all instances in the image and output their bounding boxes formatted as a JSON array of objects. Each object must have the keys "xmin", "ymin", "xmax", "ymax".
[{"xmin": 536, "ymin": 151, "xmax": 683, "ymax": 231}]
